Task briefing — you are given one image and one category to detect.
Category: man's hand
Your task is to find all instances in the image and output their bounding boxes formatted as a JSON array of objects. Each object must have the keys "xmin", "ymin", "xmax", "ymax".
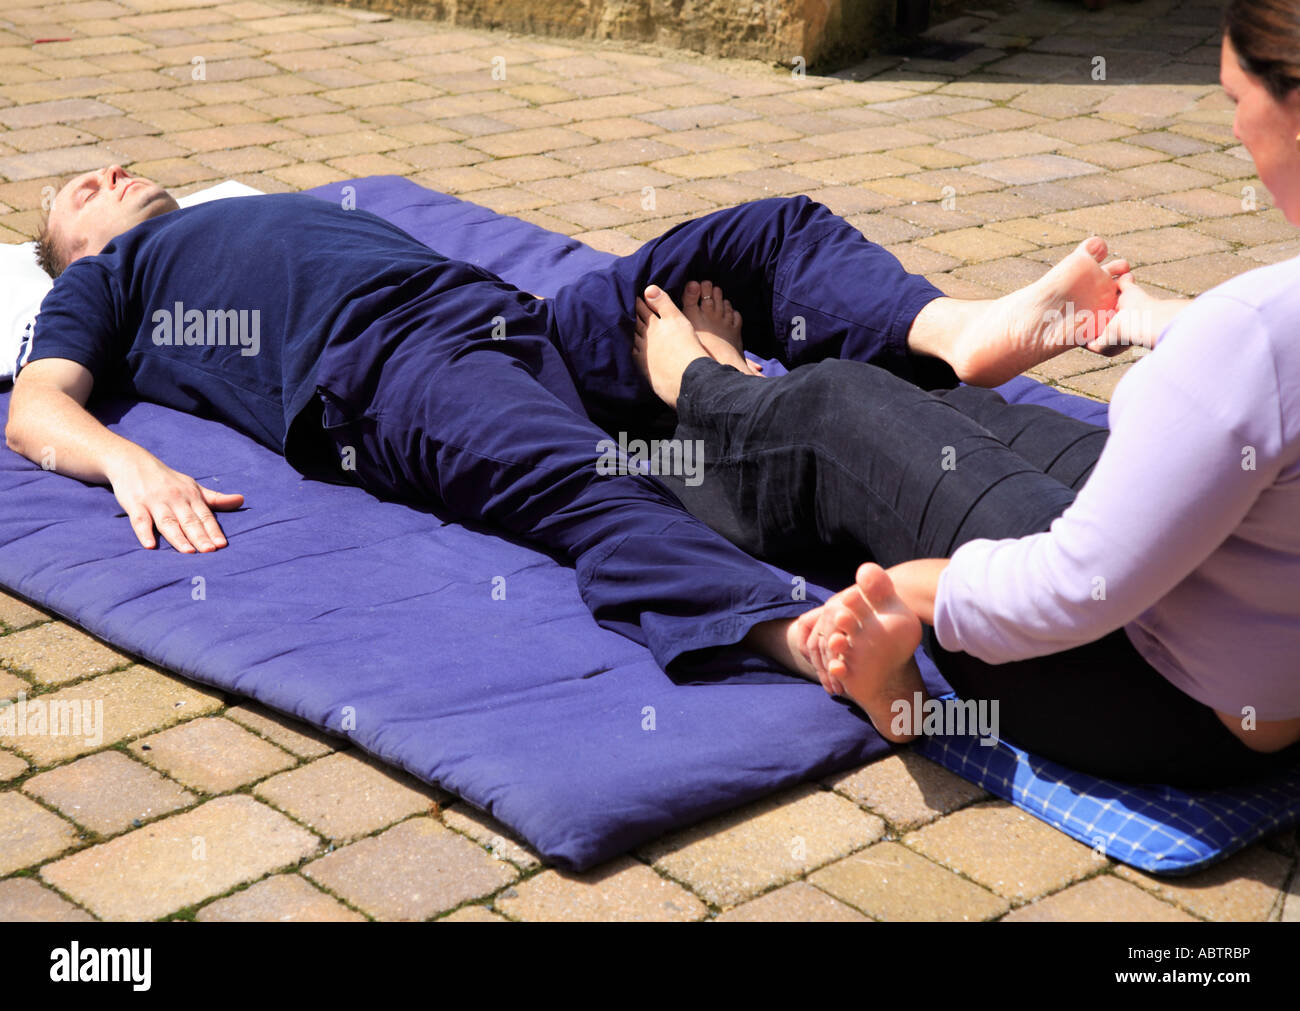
[
  {"xmin": 8, "ymin": 358, "xmax": 243, "ymax": 554},
  {"xmin": 105, "ymin": 451, "xmax": 243, "ymax": 553}
]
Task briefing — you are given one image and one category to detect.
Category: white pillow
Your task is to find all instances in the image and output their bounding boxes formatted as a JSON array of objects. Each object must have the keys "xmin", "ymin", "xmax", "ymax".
[{"xmin": 2, "ymin": 179, "xmax": 265, "ymax": 381}]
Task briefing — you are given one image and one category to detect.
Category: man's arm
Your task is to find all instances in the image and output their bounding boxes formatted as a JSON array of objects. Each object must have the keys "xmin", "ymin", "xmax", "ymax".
[{"xmin": 7, "ymin": 358, "xmax": 242, "ymax": 553}]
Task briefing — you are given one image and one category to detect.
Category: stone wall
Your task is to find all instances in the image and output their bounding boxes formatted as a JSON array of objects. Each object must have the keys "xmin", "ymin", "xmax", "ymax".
[{"xmin": 321, "ymin": 0, "xmax": 897, "ymax": 67}]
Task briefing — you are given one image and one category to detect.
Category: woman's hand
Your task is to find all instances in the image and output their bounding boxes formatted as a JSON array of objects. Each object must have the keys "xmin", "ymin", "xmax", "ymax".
[{"xmin": 1087, "ymin": 271, "xmax": 1190, "ymax": 354}]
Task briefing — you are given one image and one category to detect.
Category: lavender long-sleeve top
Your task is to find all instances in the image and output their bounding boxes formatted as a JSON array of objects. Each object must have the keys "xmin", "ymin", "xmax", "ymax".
[{"xmin": 934, "ymin": 255, "xmax": 1300, "ymax": 720}]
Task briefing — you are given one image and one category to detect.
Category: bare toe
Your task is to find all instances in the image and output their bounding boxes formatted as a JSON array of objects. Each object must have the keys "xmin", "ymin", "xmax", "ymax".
[
  {"xmin": 644, "ymin": 284, "xmax": 685, "ymax": 321},
  {"xmin": 1080, "ymin": 236, "xmax": 1107, "ymax": 263}
]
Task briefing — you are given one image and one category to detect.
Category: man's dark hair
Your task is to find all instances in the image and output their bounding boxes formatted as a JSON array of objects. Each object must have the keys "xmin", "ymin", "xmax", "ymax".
[{"xmin": 34, "ymin": 217, "xmax": 66, "ymax": 280}]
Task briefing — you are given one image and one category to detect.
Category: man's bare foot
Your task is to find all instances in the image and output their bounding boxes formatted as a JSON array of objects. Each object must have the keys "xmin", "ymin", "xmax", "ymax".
[
  {"xmin": 632, "ymin": 285, "xmax": 711, "ymax": 410},
  {"xmin": 680, "ymin": 280, "xmax": 763, "ymax": 376},
  {"xmin": 945, "ymin": 237, "xmax": 1127, "ymax": 387},
  {"xmin": 818, "ymin": 563, "xmax": 926, "ymax": 743}
]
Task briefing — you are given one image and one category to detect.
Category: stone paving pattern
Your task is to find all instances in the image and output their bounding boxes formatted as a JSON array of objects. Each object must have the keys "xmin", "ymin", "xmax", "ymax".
[{"xmin": 0, "ymin": 0, "xmax": 1296, "ymax": 921}]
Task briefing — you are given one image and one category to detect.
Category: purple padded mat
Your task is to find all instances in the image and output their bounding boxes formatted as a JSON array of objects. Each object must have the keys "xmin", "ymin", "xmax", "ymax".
[{"xmin": 0, "ymin": 177, "xmax": 1105, "ymax": 870}]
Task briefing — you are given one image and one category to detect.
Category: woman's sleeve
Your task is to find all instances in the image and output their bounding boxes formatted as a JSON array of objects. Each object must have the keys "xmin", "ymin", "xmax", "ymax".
[{"xmin": 933, "ymin": 294, "xmax": 1283, "ymax": 663}]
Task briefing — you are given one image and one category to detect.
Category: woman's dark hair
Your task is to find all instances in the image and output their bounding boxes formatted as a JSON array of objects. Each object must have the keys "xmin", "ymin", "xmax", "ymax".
[{"xmin": 1223, "ymin": 0, "xmax": 1300, "ymax": 100}]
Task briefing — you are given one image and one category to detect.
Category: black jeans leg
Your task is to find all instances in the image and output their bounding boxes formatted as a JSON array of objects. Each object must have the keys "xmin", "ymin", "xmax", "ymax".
[
  {"xmin": 664, "ymin": 358, "xmax": 1299, "ymax": 787},
  {"xmin": 667, "ymin": 358, "xmax": 1088, "ymax": 568}
]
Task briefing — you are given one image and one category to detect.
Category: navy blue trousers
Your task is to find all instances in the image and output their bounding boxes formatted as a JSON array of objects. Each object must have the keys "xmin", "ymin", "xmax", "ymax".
[{"xmin": 315, "ymin": 197, "xmax": 946, "ymax": 674}]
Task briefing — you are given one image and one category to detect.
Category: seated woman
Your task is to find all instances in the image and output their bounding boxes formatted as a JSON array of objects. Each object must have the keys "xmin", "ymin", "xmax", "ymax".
[{"xmin": 630, "ymin": 0, "xmax": 1300, "ymax": 790}]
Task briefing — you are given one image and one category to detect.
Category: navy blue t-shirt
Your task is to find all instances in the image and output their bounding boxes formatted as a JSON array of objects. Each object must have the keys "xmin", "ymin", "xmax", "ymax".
[{"xmin": 23, "ymin": 194, "xmax": 451, "ymax": 471}]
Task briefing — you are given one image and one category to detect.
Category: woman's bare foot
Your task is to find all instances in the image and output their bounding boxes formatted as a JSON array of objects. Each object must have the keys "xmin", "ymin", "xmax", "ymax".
[
  {"xmin": 632, "ymin": 285, "xmax": 712, "ymax": 410},
  {"xmin": 943, "ymin": 237, "xmax": 1127, "ymax": 387},
  {"xmin": 680, "ymin": 280, "xmax": 763, "ymax": 376},
  {"xmin": 817, "ymin": 563, "xmax": 926, "ymax": 743}
]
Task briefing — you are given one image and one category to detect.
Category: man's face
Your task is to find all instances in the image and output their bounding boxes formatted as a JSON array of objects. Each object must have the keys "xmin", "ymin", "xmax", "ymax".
[{"xmin": 47, "ymin": 165, "xmax": 179, "ymax": 267}]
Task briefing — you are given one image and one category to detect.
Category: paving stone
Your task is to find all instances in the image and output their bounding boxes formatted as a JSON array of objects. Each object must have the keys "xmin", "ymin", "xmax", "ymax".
[
  {"xmin": 0, "ymin": 670, "xmax": 29, "ymax": 702},
  {"xmin": 1058, "ymin": 363, "xmax": 1133, "ymax": 401},
  {"xmin": 441, "ymin": 803, "xmax": 542, "ymax": 870},
  {"xmin": 1115, "ymin": 844, "xmax": 1292, "ymax": 922},
  {"xmin": 890, "ymin": 240, "xmax": 964, "ymax": 276},
  {"xmin": 0, "ymin": 791, "xmax": 79, "ymax": 875},
  {"xmin": 1004, "ymin": 875, "xmax": 1197, "ymax": 922},
  {"xmin": 168, "ymin": 121, "xmax": 299, "ymax": 152},
  {"xmin": 1032, "ymin": 346, "xmax": 1139, "ymax": 382},
  {"xmin": 868, "ymin": 94, "xmax": 991, "ymax": 120},
  {"xmin": 938, "ymin": 130, "xmax": 1061, "ymax": 161},
  {"xmin": 0, "ymin": 665, "xmax": 222, "ymax": 766},
  {"xmin": 714, "ymin": 881, "xmax": 869, "ymax": 922},
  {"xmin": 0, "ymin": 622, "xmax": 131, "ymax": 685},
  {"xmin": 1238, "ymin": 237, "xmax": 1300, "ymax": 264},
  {"xmin": 951, "ymin": 106, "xmax": 1049, "ymax": 132},
  {"xmin": 0, "ymin": 98, "xmax": 123, "ymax": 129},
  {"xmin": 462, "ymin": 126, "xmax": 592, "ymax": 158},
  {"xmin": 1151, "ymin": 187, "xmax": 1254, "ymax": 218},
  {"xmin": 805, "ymin": 125, "xmax": 937, "ymax": 155},
  {"xmin": 223, "ymin": 703, "xmax": 338, "ymax": 758},
  {"xmin": 41, "ymin": 795, "xmax": 319, "ymax": 921},
  {"xmin": 1194, "ymin": 210, "xmax": 1295, "ymax": 247},
  {"xmin": 439, "ymin": 904, "xmax": 509, "ymax": 922},
  {"xmin": 254, "ymin": 751, "xmax": 440, "ymax": 841},
  {"xmin": 1043, "ymin": 199, "xmax": 1187, "ymax": 236},
  {"xmin": 129, "ymin": 716, "xmax": 295, "ymax": 793},
  {"xmin": 569, "ymin": 116, "xmax": 664, "ymax": 141},
  {"xmin": 826, "ymin": 751, "xmax": 987, "ymax": 831},
  {"xmin": 197, "ymin": 873, "xmax": 365, "ymax": 921},
  {"xmin": 1125, "ymin": 130, "xmax": 1215, "ymax": 157},
  {"xmin": 1111, "ymin": 225, "xmax": 1228, "ymax": 264},
  {"xmin": 919, "ymin": 226, "xmax": 1038, "ymax": 262},
  {"xmin": 1169, "ymin": 152, "xmax": 1254, "ymax": 186},
  {"xmin": 23, "ymin": 750, "xmax": 194, "ymax": 835},
  {"xmin": 1037, "ymin": 116, "xmax": 1135, "ymax": 144},
  {"xmin": 650, "ymin": 148, "xmax": 771, "ymax": 180},
  {"xmin": 810, "ymin": 841, "xmax": 1010, "ymax": 921},
  {"xmin": 0, "ymin": 749, "xmax": 28, "ymax": 782},
  {"xmin": 1112, "ymin": 161, "xmax": 1222, "ymax": 193},
  {"xmin": 0, "ymin": 594, "xmax": 52, "ymax": 631},
  {"xmin": 496, "ymin": 855, "xmax": 706, "ymax": 922},
  {"xmin": 968, "ymin": 153, "xmax": 1103, "ymax": 186},
  {"xmin": 986, "ymin": 215, "xmax": 1085, "ymax": 246},
  {"xmin": 904, "ymin": 801, "xmax": 1106, "ymax": 902},
  {"xmin": 847, "ymin": 212, "xmax": 925, "ymax": 246},
  {"xmin": 638, "ymin": 784, "xmax": 884, "ymax": 909},
  {"xmin": 1283, "ymin": 866, "xmax": 1299, "ymax": 923},
  {"xmin": 788, "ymin": 153, "xmax": 916, "ymax": 185},
  {"xmin": 886, "ymin": 145, "xmax": 975, "ymax": 170},
  {"xmin": 0, "ymin": 878, "xmax": 94, "ymax": 922},
  {"xmin": 1135, "ymin": 252, "xmax": 1258, "ymax": 296},
  {"xmin": 303, "ymin": 816, "xmax": 515, "ymax": 920}
]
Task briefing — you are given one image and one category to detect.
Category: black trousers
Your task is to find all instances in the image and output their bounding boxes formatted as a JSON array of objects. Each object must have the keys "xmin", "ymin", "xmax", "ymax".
[{"xmin": 662, "ymin": 357, "xmax": 1300, "ymax": 789}]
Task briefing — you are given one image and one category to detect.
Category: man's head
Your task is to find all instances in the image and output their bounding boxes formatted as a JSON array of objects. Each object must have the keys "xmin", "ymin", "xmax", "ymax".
[{"xmin": 36, "ymin": 165, "xmax": 179, "ymax": 279}]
